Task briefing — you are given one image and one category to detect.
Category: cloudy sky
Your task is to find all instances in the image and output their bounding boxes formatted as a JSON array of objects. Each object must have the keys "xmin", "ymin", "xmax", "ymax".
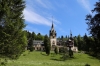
[{"xmin": 23, "ymin": 0, "xmax": 98, "ymax": 37}]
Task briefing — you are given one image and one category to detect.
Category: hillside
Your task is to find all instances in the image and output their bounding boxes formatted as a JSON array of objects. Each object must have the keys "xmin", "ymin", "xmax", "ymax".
[{"xmin": 1, "ymin": 51, "xmax": 100, "ymax": 66}]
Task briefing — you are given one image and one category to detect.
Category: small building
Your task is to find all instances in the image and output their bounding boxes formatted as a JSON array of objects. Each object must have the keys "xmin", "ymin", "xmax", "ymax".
[
  {"xmin": 33, "ymin": 40, "xmax": 44, "ymax": 51},
  {"xmin": 66, "ymin": 31, "xmax": 78, "ymax": 52}
]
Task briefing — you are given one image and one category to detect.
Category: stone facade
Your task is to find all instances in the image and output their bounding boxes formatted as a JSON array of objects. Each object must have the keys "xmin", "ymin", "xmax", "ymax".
[{"xmin": 33, "ymin": 40, "xmax": 44, "ymax": 51}]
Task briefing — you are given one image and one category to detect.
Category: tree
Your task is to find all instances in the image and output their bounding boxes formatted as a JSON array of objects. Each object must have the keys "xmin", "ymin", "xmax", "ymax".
[
  {"xmin": 77, "ymin": 35, "xmax": 82, "ymax": 51},
  {"xmin": 0, "ymin": 0, "xmax": 26, "ymax": 59},
  {"xmin": 69, "ymin": 47, "xmax": 73, "ymax": 57},
  {"xmin": 32, "ymin": 31, "xmax": 36, "ymax": 40},
  {"xmin": 83, "ymin": 33, "xmax": 88, "ymax": 51},
  {"xmin": 28, "ymin": 37, "xmax": 34, "ymax": 52},
  {"xmin": 36, "ymin": 33, "xmax": 44, "ymax": 40},
  {"xmin": 74, "ymin": 36, "xmax": 78, "ymax": 46},
  {"xmin": 54, "ymin": 46, "xmax": 59, "ymax": 54},
  {"xmin": 61, "ymin": 35, "xmax": 64, "ymax": 45},
  {"xmin": 86, "ymin": 1, "xmax": 100, "ymax": 40},
  {"xmin": 44, "ymin": 35, "xmax": 50, "ymax": 55},
  {"xmin": 86, "ymin": 0, "xmax": 100, "ymax": 56},
  {"xmin": 27, "ymin": 31, "xmax": 32, "ymax": 40}
]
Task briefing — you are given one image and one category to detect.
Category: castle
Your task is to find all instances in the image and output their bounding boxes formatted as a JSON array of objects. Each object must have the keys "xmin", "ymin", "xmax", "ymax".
[
  {"xmin": 49, "ymin": 22, "xmax": 78, "ymax": 52},
  {"xmin": 32, "ymin": 21, "xmax": 78, "ymax": 52}
]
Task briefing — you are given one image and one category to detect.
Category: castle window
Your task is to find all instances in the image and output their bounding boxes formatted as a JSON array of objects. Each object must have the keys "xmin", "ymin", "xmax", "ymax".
[{"xmin": 53, "ymin": 36, "xmax": 54, "ymax": 38}]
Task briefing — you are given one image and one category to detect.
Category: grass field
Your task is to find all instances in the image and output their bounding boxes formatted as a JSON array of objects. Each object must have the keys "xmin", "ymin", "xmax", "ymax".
[{"xmin": 1, "ymin": 51, "xmax": 100, "ymax": 66}]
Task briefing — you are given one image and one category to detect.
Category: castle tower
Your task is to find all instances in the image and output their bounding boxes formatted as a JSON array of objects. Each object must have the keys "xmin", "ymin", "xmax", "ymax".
[
  {"xmin": 49, "ymin": 22, "xmax": 57, "ymax": 50},
  {"xmin": 67, "ymin": 30, "xmax": 74, "ymax": 51}
]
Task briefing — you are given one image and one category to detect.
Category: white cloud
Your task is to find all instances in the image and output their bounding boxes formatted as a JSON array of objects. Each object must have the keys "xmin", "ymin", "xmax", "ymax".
[
  {"xmin": 47, "ymin": 17, "xmax": 61, "ymax": 24},
  {"xmin": 36, "ymin": 0, "xmax": 48, "ymax": 8},
  {"xmin": 23, "ymin": 0, "xmax": 59, "ymax": 27},
  {"xmin": 35, "ymin": 0, "xmax": 55, "ymax": 9},
  {"xmin": 77, "ymin": 0, "xmax": 91, "ymax": 14},
  {"xmin": 23, "ymin": 9, "xmax": 51, "ymax": 26}
]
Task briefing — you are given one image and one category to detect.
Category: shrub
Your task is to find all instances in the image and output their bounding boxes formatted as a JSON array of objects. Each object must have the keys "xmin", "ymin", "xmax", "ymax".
[
  {"xmin": 85, "ymin": 63, "xmax": 90, "ymax": 66},
  {"xmin": 54, "ymin": 46, "xmax": 59, "ymax": 54},
  {"xmin": 29, "ymin": 47, "xmax": 34, "ymax": 52},
  {"xmin": 59, "ymin": 47, "xmax": 64, "ymax": 53}
]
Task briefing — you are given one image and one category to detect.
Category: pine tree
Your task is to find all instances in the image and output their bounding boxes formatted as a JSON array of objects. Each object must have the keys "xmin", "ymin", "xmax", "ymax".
[
  {"xmin": 28, "ymin": 37, "xmax": 34, "ymax": 52},
  {"xmin": 86, "ymin": 0, "xmax": 100, "ymax": 40},
  {"xmin": 77, "ymin": 35, "xmax": 82, "ymax": 51},
  {"xmin": 0, "ymin": 0, "xmax": 26, "ymax": 59},
  {"xmin": 32, "ymin": 32, "xmax": 36, "ymax": 40},
  {"xmin": 54, "ymin": 46, "xmax": 59, "ymax": 54},
  {"xmin": 44, "ymin": 35, "xmax": 50, "ymax": 55},
  {"xmin": 86, "ymin": 0, "xmax": 100, "ymax": 56}
]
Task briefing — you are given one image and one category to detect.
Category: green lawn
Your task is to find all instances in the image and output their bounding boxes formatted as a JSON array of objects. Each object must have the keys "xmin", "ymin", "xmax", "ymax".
[{"xmin": 1, "ymin": 51, "xmax": 100, "ymax": 66}]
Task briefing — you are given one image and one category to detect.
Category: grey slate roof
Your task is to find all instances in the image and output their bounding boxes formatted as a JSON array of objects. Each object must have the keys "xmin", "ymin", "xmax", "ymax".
[{"xmin": 33, "ymin": 40, "xmax": 44, "ymax": 45}]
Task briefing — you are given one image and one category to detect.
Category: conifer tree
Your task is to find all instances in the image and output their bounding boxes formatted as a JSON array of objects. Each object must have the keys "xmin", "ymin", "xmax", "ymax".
[
  {"xmin": 86, "ymin": 0, "xmax": 100, "ymax": 56},
  {"xmin": 44, "ymin": 35, "xmax": 50, "ymax": 55},
  {"xmin": 0, "ymin": 0, "xmax": 26, "ymax": 59}
]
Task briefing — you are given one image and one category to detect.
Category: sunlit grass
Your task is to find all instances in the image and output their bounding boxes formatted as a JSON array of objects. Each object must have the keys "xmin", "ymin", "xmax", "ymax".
[{"xmin": 1, "ymin": 50, "xmax": 100, "ymax": 66}]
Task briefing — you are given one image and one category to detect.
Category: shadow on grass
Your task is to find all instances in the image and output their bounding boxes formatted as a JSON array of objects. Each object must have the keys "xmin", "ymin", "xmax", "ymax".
[
  {"xmin": 88, "ymin": 56, "xmax": 96, "ymax": 59},
  {"xmin": 50, "ymin": 55, "xmax": 77, "ymax": 61},
  {"xmin": 50, "ymin": 58, "xmax": 64, "ymax": 61},
  {"xmin": 40, "ymin": 52, "xmax": 48, "ymax": 56},
  {"xmin": 88, "ymin": 55, "xmax": 100, "ymax": 60},
  {"xmin": 50, "ymin": 53, "xmax": 56, "ymax": 57}
]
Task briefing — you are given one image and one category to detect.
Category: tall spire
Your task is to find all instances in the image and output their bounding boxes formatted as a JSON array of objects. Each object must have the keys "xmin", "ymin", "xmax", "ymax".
[
  {"xmin": 51, "ymin": 16, "xmax": 54, "ymax": 28},
  {"xmin": 70, "ymin": 30, "xmax": 72, "ymax": 37}
]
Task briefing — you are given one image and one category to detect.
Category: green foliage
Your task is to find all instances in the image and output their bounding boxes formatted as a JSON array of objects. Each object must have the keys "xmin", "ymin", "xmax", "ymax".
[
  {"xmin": 32, "ymin": 32, "xmax": 36, "ymax": 40},
  {"xmin": 29, "ymin": 47, "xmax": 34, "ymax": 52},
  {"xmin": 85, "ymin": 0, "xmax": 100, "ymax": 57},
  {"xmin": 28, "ymin": 38, "xmax": 34, "ymax": 52},
  {"xmin": 44, "ymin": 35, "xmax": 50, "ymax": 55},
  {"xmin": 36, "ymin": 33, "xmax": 44, "ymax": 40},
  {"xmin": 0, "ymin": 0, "xmax": 26, "ymax": 59},
  {"xmin": 85, "ymin": 63, "xmax": 90, "ymax": 66},
  {"xmin": 54, "ymin": 46, "xmax": 59, "ymax": 54},
  {"xmin": 74, "ymin": 36, "xmax": 78, "ymax": 46},
  {"xmin": 69, "ymin": 47, "xmax": 73, "ymax": 57},
  {"xmin": 86, "ymin": 1, "xmax": 100, "ymax": 40},
  {"xmin": 59, "ymin": 47, "xmax": 65, "ymax": 53},
  {"xmin": 0, "ymin": 58, "xmax": 8, "ymax": 66},
  {"xmin": 77, "ymin": 35, "xmax": 82, "ymax": 50},
  {"xmin": 25, "ymin": 31, "xmax": 44, "ymax": 40}
]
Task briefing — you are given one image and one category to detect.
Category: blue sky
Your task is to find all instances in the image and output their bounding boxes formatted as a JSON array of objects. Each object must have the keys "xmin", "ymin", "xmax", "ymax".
[{"xmin": 23, "ymin": 0, "xmax": 98, "ymax": 37}]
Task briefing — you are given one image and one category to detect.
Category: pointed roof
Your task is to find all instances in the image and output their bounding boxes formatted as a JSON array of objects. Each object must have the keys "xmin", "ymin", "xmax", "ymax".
[
  {"xmin": 51, "ymin": 16, "xmax": 54, "ymax": 31},
  {"xmin": 70, "ymin": 30, "xmax": 72, "ymax": 37},
  {"xmin": 51, "ymin": 21, "xmax": 54, "ymax": 28}
]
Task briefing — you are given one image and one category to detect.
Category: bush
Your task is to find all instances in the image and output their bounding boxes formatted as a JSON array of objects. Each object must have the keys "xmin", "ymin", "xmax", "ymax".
[
  {"xmin": 0, "ymin": 59, "xmax": 8, "ymax": 66},
  {"xmin": 29, "ymin": 47, "xmax": 34, "ymax": 52},
  {"xmin": 59, "ymin": 47, "xmax": 64, "ymax": 53},
  {"xmin": 85, "ymin": 63, "xmax": 90, "ymax": 66},
  {"xmin": 69, "ymin": 48, "xmax": 73, "ymax": 57},
  {"xmin": 54, "ymin": 46, "xmax": 59, "ymax": 54}
]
